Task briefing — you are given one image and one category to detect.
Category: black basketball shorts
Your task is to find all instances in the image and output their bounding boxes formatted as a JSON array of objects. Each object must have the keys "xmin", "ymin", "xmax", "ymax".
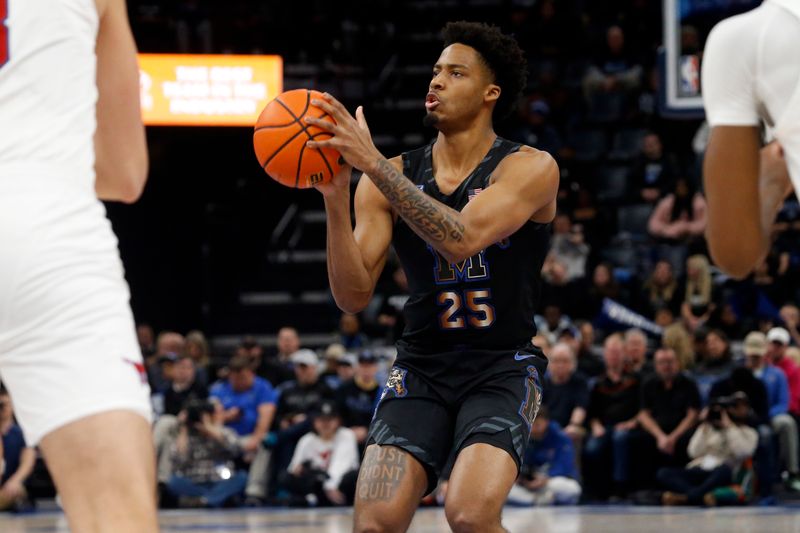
[{"xmin": 366, "ymin": 346, "xmax": 547, "ymax": 495}]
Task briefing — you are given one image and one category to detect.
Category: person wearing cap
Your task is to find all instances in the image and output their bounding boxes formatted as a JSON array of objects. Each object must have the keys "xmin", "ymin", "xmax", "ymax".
[
  {"xmin": 767, "ymin": 327, "xmax": 800, "ymax": 417},
  {"xmin": 268, "ymin": 349, "xmax": 336, "ymax": 493},
  {"xmin": 336, "ymin": 351, "xmax": 383, "ymax": 449},
  {"xmin": 744, "ymin": 331, "xmax": 800, "ymax": 491},
  {"xmin": 282, "ymin": 400, "xmax": 360, "ymax": 506},
  {"xmin": 320, "ymin": 344, "xmax": 347, "ymax": 390},
  {"xmin": 336, "ymin": 353, "xmax": 358, "ymax": 385}
]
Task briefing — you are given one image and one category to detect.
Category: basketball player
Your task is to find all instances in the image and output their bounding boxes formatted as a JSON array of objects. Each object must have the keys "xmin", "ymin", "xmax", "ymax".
[
  {"xmin": 306, "ymin": 22, "xmax": 557, "ymax": 533},
  {"xmin": 0, "ymin": 1, "xmax": 157, "ymax": 532},
  {"xmin": 702, "ymin": 0, "xmax": 800, "ymax": 279}
]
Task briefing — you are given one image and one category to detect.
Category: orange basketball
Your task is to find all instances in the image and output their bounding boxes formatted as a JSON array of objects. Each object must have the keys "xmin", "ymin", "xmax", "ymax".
[{"xmin": 253, "ymin": 89, "xmax": 342, "ymax": 188}]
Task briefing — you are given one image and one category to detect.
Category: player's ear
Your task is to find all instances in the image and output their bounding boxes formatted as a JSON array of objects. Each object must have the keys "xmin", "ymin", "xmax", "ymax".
[{"xmin": 485, "ymin": 83, "xmax": 501, "ymax": 105}]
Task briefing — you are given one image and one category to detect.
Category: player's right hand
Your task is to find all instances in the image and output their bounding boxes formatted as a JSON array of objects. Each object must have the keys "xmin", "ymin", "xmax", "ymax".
[{"xmin": 315, "ymin": 163, "xmax": 353, "ymax": 198}]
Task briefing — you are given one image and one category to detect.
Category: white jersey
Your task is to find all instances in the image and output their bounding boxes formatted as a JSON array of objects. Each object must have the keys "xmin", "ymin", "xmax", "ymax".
[
  {"xmin": 0, "ymin": 0, "xmax": 151, "ymax": 445},
  {"xmin": 0, "ymin": 0, "xmax": 98, "ymax": 190},
  {"xmin": 702, "ymin": 0, "xmax": 800, "ymax": 193}
]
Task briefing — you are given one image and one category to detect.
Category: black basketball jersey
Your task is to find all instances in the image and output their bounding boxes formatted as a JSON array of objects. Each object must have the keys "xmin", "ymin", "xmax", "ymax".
[{"xmin": 392, "ymin": 137, "xmax": 550, "ymax": 356}]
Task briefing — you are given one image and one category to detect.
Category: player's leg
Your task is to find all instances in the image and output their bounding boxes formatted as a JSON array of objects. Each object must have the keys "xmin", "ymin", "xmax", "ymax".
[
  {"xmin": 353, "ymin": 366, "xmax": 453, "ymax": 533},
  {"xmin": 353, "ymin": 444, "xmax": 429, "ymax": 533},
  {"xmin": 446, "ymin": 353, "xmax": 546, "ymax": 532},
  {"xmin": 39, "ymin": 411, "xmax": 158, "ymax": 533},
  {"xmin": 0, "ymin": 193, "xmax": 158, "ymax": 533},
  {"xmin": 445, "ymin": 442, "xmax": 518, "ymax": 533}
]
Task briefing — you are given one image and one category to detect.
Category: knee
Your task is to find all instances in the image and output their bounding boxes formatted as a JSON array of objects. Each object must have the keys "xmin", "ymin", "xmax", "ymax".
[
  {"xmin": 353, "ymin": 514, "xmax": 405, "ymax": 533},
  {"xmin": 445, "ymin": 506, "xmax": 499, "ymax": 533}
]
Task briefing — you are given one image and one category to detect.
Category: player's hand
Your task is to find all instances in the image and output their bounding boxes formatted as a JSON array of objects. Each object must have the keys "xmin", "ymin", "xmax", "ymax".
[
  {"xmin": 315, "ymin": 163, "xmax": 353, "ymax": 199},
  {"xmin": 304, "ymin": 93, "xmax": 383, "ymax": 173}
]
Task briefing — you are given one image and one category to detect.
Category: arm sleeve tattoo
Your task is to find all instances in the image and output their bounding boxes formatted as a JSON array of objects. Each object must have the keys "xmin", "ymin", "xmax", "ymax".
[{"xmin": 369, "ymin": 157, "xmax": 465, "ymax": 246}]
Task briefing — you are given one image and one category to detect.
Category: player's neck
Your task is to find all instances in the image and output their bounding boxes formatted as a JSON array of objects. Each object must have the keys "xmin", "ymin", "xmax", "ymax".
[{"xmin": 433, "ymin": 124, "xmax": 496, "ymax": 179}]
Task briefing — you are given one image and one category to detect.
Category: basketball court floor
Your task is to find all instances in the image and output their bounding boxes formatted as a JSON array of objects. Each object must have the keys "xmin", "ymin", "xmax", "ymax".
[{"xmin": 2, "ymin": 505, "xmax": 800, "ymax": 532}]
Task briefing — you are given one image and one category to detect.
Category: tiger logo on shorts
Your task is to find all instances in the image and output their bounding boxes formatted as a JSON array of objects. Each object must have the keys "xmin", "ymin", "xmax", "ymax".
[{"xmin": 382, "ymin": 367, "xmax": 408, "ymax": 399}]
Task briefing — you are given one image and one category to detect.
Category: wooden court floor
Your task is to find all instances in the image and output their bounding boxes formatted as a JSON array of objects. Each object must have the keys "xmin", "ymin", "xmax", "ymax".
[{"xmin": 2, "ymin": 505, "xmax": 800, "ymax": 532}]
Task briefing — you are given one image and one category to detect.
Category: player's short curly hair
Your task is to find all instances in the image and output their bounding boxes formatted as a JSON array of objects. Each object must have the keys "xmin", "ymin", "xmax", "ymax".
[{"xmin": 442, "ymin": 21, "xmax": 528, "ymax": 120}]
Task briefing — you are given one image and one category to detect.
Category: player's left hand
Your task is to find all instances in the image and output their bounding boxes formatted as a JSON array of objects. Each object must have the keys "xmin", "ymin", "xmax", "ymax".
[{"xmin": 305, "ymin": 93, "xmax": 383, "ymax": 173}]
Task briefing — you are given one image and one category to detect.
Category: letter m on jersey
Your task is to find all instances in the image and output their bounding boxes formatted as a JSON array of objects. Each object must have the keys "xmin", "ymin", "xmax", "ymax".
[{"xmin": 427, "ymin": 245, "xmax": 489, "ymax": 285}]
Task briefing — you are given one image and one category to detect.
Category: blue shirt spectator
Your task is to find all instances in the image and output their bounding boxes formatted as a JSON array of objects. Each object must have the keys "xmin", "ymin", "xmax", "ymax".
[
  {"xmin": 523, "ymin": 420, "xmax": 578, "ymax": 480},
  {"xmin": 211, "ymin": 370, "xmax": 278, "ymax": 436}
]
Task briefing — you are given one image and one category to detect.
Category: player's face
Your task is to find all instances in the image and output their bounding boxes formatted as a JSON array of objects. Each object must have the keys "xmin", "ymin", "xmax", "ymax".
[{"xmin": 425, "ymin": 44, "xmax": 499, "ymax": 129}]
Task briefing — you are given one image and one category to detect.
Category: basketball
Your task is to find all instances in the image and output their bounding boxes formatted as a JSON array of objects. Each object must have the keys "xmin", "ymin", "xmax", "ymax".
[{"xmin": 253, "ymin": 89, "xmax": 342, "ymax": 189}]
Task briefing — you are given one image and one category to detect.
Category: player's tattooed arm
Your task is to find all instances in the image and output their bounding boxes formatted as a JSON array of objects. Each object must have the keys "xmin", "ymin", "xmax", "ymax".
[
  {"xmin": 356, "ymin": 445, "xmax": 409, "ymax": 502},
  {"xmin": 370, "ymin": 157, "xmax": 465, "ymax": 245}
]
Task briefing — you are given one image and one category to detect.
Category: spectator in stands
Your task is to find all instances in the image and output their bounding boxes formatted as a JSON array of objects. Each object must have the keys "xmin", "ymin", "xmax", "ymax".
[
  {"xmin": 691, "ymin": 329, "xmax": 735, "ymax": 406},
  {"xmin": 0, "ymin": 388, "xmax": 35, "ymax": 512},
  {"xmin": 657, "ymin": 392, "xmax": 758, "ymax": 506},
  {"xmin": 575, "ymin": 321, "xmax": 605, "ymax": 378},
  {"xmin": 510, "ymin": 97, "xmax": 564, "ymax": 156},
  {"xmin": 579, "ymin": 262, "xmax": 624, "ymax": 320},
  {"xmin": 624, "ymin": 328, "xmax": 653, "ymax": 376},
  {"xmin": 164, "ymin": 354, "xmax": 208, "ymax": 417},
  {"xmin": 629, "ymin": 132, "xmax": 675, "ymax": 204},
  {"xmin": 548, "ymin": 213, "xmax": 590, "ymax": 281},
  {"xmin": 638, "ymin": 348, "xmax": 700, "ymax": 471},
  {"xmin": 149, "ymin": 331, "xmax": 186, "ymax": 393},
  {"xmin": 281, "ymin": 401, "xmax": 359, "ymax": 507},
  {"xmin": 209, "ymin": 355, "xmax": 277, "ymax": 504},
  {"xmin": 249, "ymin": 332, "xmax": 294, "ymax": 387},
  {"xmin": 582, "ymin": 25, "xmax": 642, "ymax": 102},
  {"xmin": 336, "ymin": 353, "xmax": 357, "ymax": 385},
  {"xmin": 336, "ymin": 351, "xmax": 382, "ymax": 449},
  {"xmin": 584, "ymin": 334, "xmax": 641, "ymax": 499},
  {"xmin": 681, "ymin": 255, "xmax": 715, "ymax": 333},
  {"xmin": 267, "ymin": 349, "xmax": 336, "ymax": 494},
  {"xmin": 164, "ymin": 398, "xmax": 247, "ymax": 508},
  {"xmin": 767, "ymin": 327, "xmax": 800, "ymax": 417},
  {"xmin": 743, "ymin": 332, "xmax": 800, "ymax": 491},
  {"xmin": 662, "ymin": 322, "xmax": 696, "ymax": 371},
  {"xmin": 137, "ymin": 323, "xmax": 156, "ymax": 358},
  {"xmin": 648, "ymin": 178, "xmax": 707, "ymax": 245},
  {"xmin": 543, "ymin": 343, "xmax": 588, "ymax": 454},
  {"xmin": 320, "ymin": 344, "xmax": 346, "ymax": 390},
  {"xmin": 337, "ymin": 313, "xmax": 368, "ymax": 351},
  {"xmin": 780, "ymin": 304, "xmax": 800, "ymax": 346},
  {"xmin": 184, "ymin": 330, "xmax": 211, "ymax": 387},
  {"xmin": 641, "ymin": 260, "xmax": 681, "ymax": 317},
  {"xmin": 535, "ymin": 304, "xmax": 574, "ymax": 346},
  {"xmin": 540, "ymin": 257, "xmax": 582, "ymax": 318},
  {"xmin": 507, "ymin": 407, "xmax": 581, "ymax": 506}
]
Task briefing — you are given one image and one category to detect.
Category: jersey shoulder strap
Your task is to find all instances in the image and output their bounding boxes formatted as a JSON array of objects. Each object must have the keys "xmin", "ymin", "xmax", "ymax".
[{"xmin": 401, "ymin": 141, "xmax": 434, "ymax": 185}]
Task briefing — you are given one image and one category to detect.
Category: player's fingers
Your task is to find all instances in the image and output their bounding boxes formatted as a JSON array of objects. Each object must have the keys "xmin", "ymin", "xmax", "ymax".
[
  {"xmin": 355, "ymin": 106, "xmax": 369, "ymax": 131},
  {"xmin": 306, "ymin": 139, "xmax": 335, "ymax": 150},
  {"xmin": 304, "ymin": 116, "xmax": 338, "ymax": 133},
  {"xmin": 311, "ymin": 98, "xmax": 339, "ymax": 119},
  {"xmin": 322, "ymin": 93, "xmax": 350, "ymax": 116}
]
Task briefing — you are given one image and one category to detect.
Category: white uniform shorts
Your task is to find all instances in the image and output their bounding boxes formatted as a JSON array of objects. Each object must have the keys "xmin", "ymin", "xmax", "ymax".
[{"xmin": 0, "ymin": 173, "xmax": 151, "ymax": 445}]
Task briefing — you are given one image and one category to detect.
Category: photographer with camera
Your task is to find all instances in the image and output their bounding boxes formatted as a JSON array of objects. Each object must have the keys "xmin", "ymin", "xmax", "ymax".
[
  {"xmin": 656, "ymin": 392, "xmax": 758, "ymax": 506},
  {"xmin": 280, "ymin": 400, "xmax": 359, "ymax": 507},
  {"xmin": 163, "ymin": 398, "xmax": 247, "ymax": 508}
]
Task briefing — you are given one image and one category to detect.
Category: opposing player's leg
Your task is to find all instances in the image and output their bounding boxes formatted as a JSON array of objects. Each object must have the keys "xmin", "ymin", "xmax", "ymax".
[
  {"xmin": 353, "ymin": 444, "xmax": 428, "ymax": 533},
  {"xmin": 445, "ymin": 442, "xmax": 518, "ymax": 533},
  {"xmin": 39, "ymin": 411, "xmax": 158, "ymax": 533},
  {"xmin": 353, "ymin": 366, "xmax": 454, "ymax": 533},
  {"xmin": 0, "ymin": 192, "xmax": 158, "ymax": 533}
]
